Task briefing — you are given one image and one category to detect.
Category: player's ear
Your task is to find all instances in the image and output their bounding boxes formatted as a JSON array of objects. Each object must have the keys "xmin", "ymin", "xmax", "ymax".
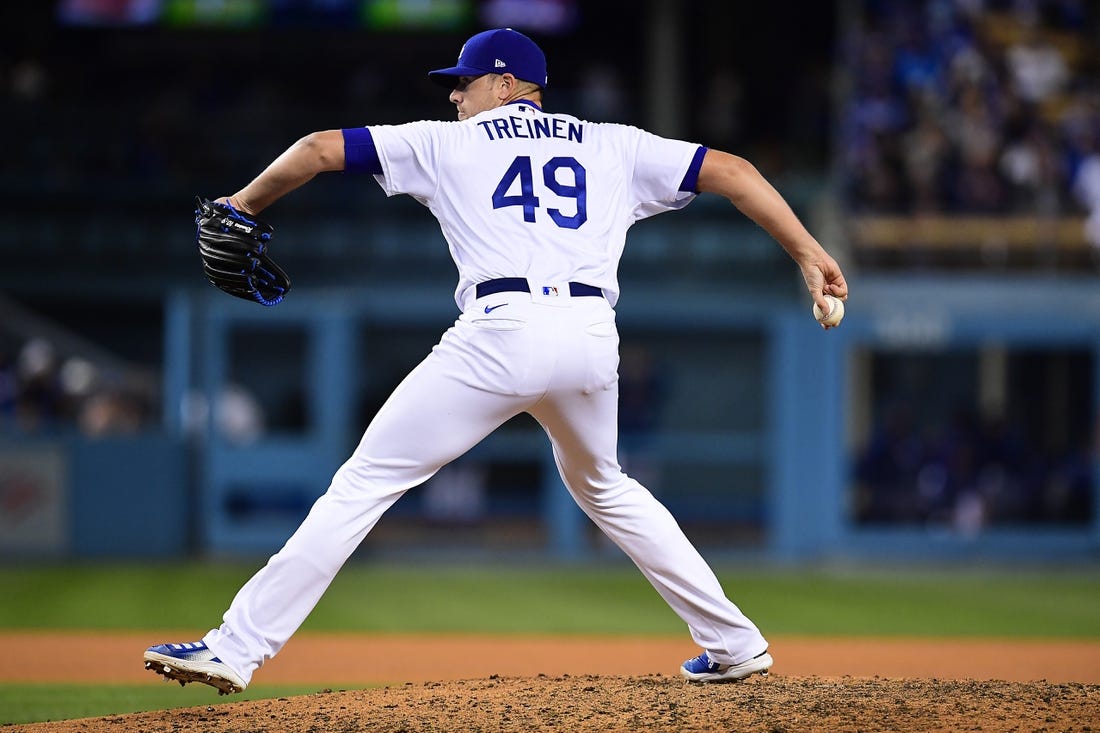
[{"xmin": 498, "ymin": 73, "xmax": 516, "ymax": 98}]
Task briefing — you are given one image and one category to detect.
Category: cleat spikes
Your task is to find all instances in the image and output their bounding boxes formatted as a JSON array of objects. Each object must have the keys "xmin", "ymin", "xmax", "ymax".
[{"xmin": 143, "ymin": 643, "xmax": 247, "ymax": 694}]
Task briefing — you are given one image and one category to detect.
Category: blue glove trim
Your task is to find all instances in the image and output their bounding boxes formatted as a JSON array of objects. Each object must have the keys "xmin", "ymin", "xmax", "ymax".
[
  {"xmin": 220, "ymin": 200, "xmax": 259, "ymax": 227},
  {"xmin": 251, "ymin": 289, "xmax": 284, "ymax": 307}
]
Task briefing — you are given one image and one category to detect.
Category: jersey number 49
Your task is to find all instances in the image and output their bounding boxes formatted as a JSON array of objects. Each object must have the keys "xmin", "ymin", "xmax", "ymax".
[{"xmin": 492, "ymin": 155, "xmax": 587, "ymax": 229}]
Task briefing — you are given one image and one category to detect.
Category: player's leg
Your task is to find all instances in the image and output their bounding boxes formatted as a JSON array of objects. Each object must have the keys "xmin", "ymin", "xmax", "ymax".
[
  {"xmin": 528, "ymin": 312, "xmax": 768, "ymax": 668},
  {"xmin": 199, "ymin": 333, "xmax": 525, "ymax": 686}
]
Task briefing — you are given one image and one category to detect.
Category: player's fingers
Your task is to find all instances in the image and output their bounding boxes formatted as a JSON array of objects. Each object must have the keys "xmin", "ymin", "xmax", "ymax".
[
  {"xmin": 823, "ymin": 267, "xmax": 848, "ymax": 300},
  {"xmin": 826, "ymin": 281, "xmax": 848, "ymax": 300}
]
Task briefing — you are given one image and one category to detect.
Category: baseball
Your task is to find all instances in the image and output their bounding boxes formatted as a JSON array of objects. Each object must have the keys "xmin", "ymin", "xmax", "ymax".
[{"xmin": 813, "ymin": 294, "xmax": 845, "ymax": 327}]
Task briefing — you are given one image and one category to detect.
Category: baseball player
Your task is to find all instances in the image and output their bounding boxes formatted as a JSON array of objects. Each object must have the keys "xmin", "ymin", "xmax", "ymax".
[{"xmin": 145, "ymin": 28, "xmax": 847, "ymax": 694}]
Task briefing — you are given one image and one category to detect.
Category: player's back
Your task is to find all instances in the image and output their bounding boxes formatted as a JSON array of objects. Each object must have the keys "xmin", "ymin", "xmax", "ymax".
[
  {"xmin": 436, "ymin": 103, "xmax": 633, "ymax": 285},
  {"xmin": 370, "ymin": 101, "xmax": 700, "ymax": 305}
]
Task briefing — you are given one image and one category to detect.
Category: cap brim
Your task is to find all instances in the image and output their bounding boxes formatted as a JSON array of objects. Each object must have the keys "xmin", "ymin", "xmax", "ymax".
[{"xmin": 428, "ymin": 65, "xmax": 483, "ymax": 87}]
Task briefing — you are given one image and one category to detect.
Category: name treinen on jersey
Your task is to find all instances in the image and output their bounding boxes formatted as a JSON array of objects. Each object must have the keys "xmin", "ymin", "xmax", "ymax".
[{"xmin": 476, "ymin": 115, "xmax": 583, "ymax": 143}]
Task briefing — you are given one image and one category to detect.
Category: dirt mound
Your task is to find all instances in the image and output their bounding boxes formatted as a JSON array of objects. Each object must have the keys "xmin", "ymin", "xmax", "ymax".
[{"xmin": 10, "ymin": 675, "xmax": 1100, "ymax": 733}]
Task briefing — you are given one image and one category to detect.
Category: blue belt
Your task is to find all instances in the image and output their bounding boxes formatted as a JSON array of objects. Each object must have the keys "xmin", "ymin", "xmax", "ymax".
[{"xmin": 476, "ymin": 278, "xmax": 603, "ymax": 299}]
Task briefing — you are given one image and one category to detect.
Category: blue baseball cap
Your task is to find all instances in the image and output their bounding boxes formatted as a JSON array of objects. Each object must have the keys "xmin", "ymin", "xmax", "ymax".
[{"xmin": 429, "ymin": 28, "xmax": 548, "ymax": 89}]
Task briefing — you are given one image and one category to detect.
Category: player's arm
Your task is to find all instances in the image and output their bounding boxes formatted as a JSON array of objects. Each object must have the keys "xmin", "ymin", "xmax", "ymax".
[
  {"xmin": 224, "ymin": 130, "xmax": 347, "ymax": 215},
  {"xmin": 696, "ymin": 149, "xmax": 847, "ymax": 312}
]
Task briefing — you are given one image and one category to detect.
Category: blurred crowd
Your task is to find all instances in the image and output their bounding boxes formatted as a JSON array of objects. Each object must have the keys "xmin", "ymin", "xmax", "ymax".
[
  {"xmin": 0, "ymin": 338, "xmax": 155, "ymax": 438},
  {"xmin": 854, "ymin": 402, "xmax": 1093, "ymax": 530},
  {"xmin": 840, "ymin": 0, "xmax": 1100, "ymax": 238},
  {"xmin": 0, "ymin": 336, "xmax": 273, "ymax": 443}
]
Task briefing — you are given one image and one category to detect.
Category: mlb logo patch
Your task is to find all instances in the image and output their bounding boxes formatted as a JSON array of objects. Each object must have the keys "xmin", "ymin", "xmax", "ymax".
[{"xmin": 542, "ymin": 286, "xmax": 559, "ymax": 296}]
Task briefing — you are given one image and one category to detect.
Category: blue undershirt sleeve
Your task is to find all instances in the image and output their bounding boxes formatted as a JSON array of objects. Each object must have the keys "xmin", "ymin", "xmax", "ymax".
[
  {"xmin": 342, "ymin": 127, "xmax": 382, "ymax": 175},
  {"xmin": 678, "ymin": 145, "xmax": 709, "ymax": 193}
]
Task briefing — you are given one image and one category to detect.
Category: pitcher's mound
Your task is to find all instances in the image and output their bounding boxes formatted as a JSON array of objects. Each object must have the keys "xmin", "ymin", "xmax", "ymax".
[{"xmin": 12, "ymin": 674, "xmax": 1100, "ymax": 732}]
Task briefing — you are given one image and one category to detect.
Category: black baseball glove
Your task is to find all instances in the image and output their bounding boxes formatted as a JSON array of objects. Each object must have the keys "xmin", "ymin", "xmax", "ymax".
[{"xmin": 195, "ymin": 197, "xmax": 291, "ymax": 306}]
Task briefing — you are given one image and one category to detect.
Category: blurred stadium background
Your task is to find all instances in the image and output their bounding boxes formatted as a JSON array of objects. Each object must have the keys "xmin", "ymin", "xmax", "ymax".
[{"xmin": 1, "ymin": 0, "xmax": 1098, "ymax": 564}]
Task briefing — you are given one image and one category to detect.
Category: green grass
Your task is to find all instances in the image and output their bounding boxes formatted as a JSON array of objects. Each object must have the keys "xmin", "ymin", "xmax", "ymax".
[
  {"xmin": 0, "ymin": 683, "xmax": 336, "ymax": 726},
  {"xmin": 1, "ymin": 562, "xmax": 1098, "ymax": 724},
  {"xmin": 732, "ymin": 568, "xmax": 1100, "ymax": 637},
  {"xmin": 1, "ymin": 561, "xmax": 1098, "ymax": 637}
]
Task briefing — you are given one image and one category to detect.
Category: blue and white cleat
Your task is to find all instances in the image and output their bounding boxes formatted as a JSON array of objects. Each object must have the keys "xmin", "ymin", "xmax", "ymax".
[
  {"xmin": 680, "ymin": 649, "xmax": 773, "ymax": 682},
  {"xmin": 143, "ymin": 641, "xmax": 247, "ymax": 695}
]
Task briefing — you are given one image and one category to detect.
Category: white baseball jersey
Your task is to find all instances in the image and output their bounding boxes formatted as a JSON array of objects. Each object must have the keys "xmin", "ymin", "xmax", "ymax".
[
  {"xmin": 203, "ymin": 100, "xmax": 769, "ymax": 687},
  {"xmin": 367, "ymin": 101, "xmax": 701, "ymax": 307}
]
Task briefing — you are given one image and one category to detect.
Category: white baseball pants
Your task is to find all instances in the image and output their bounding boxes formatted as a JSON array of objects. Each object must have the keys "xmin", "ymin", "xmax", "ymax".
[{"xmin": 204, "ymin": 287, "xmax": 768, "ymax": 683}]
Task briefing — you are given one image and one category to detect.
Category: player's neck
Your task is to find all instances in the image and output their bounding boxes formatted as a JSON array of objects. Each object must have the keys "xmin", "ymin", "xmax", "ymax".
[{"xmin": 501, "ymin": 92, "xmax": 543, "ymax": 109}]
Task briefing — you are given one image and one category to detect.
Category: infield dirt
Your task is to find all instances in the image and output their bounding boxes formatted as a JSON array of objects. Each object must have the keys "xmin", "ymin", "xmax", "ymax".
[{"xmin": 4, "ymin": 632, "xmax": 1100, "ymax": 732}]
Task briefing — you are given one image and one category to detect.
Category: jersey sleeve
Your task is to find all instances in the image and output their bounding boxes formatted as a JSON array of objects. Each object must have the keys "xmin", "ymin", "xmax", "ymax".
[
  {"xmin": 366, "ymin": 120, "xmax": 447, "ymax": 203},
  {"xmin": 627, "ymin": 128, "xmax": 705, "ymax": 221}
]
